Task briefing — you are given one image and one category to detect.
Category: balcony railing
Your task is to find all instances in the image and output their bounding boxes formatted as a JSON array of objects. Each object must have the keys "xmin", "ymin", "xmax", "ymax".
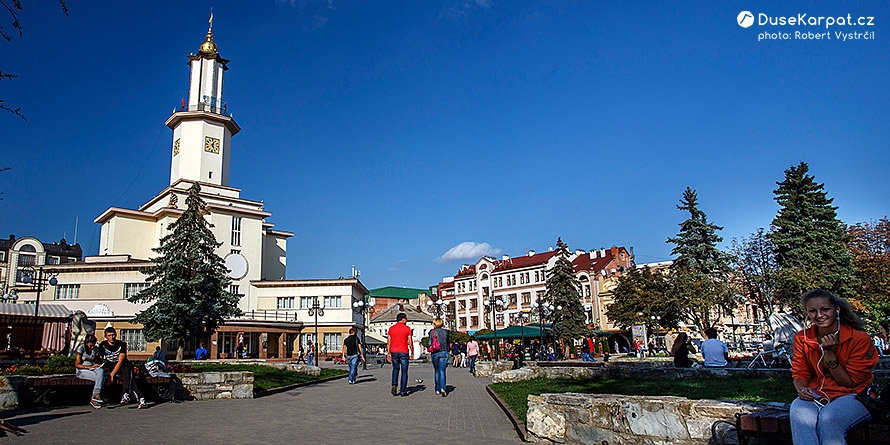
[
  {"xmin": 233, "ymin": 310, "xmax": 299, "ymax": 322},
  {"xmin": 176, "ymin": 103, "xmax": 233, "ymax": 117}
]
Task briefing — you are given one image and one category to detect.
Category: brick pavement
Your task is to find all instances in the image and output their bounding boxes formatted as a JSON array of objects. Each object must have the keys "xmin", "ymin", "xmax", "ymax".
[{"xmin": 0, "ymin": 362, "xmax": 521, "ymax": 444}]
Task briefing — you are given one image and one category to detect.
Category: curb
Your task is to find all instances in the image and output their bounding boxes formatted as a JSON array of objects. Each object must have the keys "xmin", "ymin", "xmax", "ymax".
[
  {"xmin": 255, "ymin": 372, "xmax": 349, "ymax": 397},
  {"xmin": 486, "ymin": 384, "xmax": 527, "ymax": 442}
]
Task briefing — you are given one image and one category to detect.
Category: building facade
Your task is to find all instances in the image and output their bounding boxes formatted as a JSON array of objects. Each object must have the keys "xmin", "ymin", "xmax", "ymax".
[{"xmin": 442, "ymin": 246, "xmax": 633, "ymax": 333}]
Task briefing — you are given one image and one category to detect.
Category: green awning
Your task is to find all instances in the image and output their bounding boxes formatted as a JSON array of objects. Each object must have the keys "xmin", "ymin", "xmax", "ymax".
[{"xmin": 474, "ymin": 324, "xmax": 550, "ymax": 339}]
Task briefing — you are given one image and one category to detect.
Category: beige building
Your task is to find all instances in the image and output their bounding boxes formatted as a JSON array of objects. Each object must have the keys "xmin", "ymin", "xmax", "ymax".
[{"xmin": 31, "ymin": 24, "xmax": 367, "ymax": 359}]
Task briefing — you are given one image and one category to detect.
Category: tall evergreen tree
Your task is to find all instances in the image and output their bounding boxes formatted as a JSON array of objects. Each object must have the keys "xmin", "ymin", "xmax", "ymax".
[
  {"xmin": 544, "ymin": 238, "xmax": 588, "ymax": 347},
  {"xmin": 127, "ymin": 183, "xmax": 241, "ymax": 360},
  {"xmin": 666, "ymin": 187, "xmax": 735, "ymax": 334},
  {"xmin": 769, "ymin": 162, "xmax": 855, "ymax": 301}
]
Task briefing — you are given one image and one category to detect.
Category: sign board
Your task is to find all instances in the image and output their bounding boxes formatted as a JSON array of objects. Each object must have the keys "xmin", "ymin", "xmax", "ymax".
[{"xmin": 631, "ymin": 324, "xmax": 648, "ymax": 346}]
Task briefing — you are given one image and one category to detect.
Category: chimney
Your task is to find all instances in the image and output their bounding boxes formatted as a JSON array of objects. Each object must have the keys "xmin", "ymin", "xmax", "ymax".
[
  {"xmin": 527, "ymin": 250, "xmax": 535, "ymax": 257},
  {"xmin": 502, "ymin": 254, "xmax": 510, "ymax": 261},
  {"xmin": 611, "ymin": 246, "xmax": 619, "ymax": 257},
  {"xmin": 575, "ymin": 249, "xmax": 584, "ymax": 256},
  {"xmin": 600, "ymin": 248, "xmax": 606, "ymax": 257},
  {"xmin": 590, "ymin": 249, "xmax": 597, "ymax": 258},
  {"xmin": 549, "ymin": 246, "xmax": 553, "ymax": 252}
]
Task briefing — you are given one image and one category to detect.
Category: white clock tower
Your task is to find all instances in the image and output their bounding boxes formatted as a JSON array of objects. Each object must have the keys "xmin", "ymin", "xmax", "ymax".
[{"xmin": 165, "ymin": 17, "xmax": 240, "ymax": 187}]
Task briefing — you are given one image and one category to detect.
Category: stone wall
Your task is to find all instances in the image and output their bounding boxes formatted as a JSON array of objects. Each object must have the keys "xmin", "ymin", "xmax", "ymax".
[
  {"xmin": 178, "ymin": 371, "xmax": 254, "ymax": 400},
  {"xmin": 180, "ymin": 359, "xmax": 321, "ymax": 376},
  {"xmin": 527, "ymin": 392, "xmax": 788, "ymax": 444},
  {"xmin": 474, "ymin": 360, "xmax": 514, "ymax": 377},
  {"xmin": 0, "ymin": 376, "xmax": 26, "ymax": 410}
]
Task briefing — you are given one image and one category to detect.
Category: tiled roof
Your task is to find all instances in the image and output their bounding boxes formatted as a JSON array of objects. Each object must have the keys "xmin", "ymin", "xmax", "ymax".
[
  {"xmin": 492, "ymin": 251, "xmax": 556, "ymax": 272},
  {"xmin": 369, "ymin": 303, "xmax": 434, "ymax": 324},
  {"xmin": 455, "ymin": 265, "xmax": 476, "ymax": 278}
]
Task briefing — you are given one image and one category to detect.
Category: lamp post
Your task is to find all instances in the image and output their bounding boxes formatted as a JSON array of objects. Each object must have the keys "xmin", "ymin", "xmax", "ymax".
[
  {"xmin": 531, "ymin": 301, "xmax": 559, "ymax": 360},
  {"xmin": 426, "ymin": 298, "xmax": 445, "ymax": 318},
  {"xmin": 483, "ymin": 294, "xmax": 507, "ymax": 360},
  {"xmin": 307, "ymin": 298, "xmax": 325, "ymax": 366},
  {"xmin": 21, "ymin": 266, "xmax": 59, "ymax": 354},
  {"xmin": 353, "ymin": 298, "xmax": 373, "ymax": 370},
  {"xmin": 1, "ymin": 290, "xmax": 18, "ymax": 302}
]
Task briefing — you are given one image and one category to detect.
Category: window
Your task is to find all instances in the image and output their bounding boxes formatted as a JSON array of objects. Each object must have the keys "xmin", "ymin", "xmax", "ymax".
[
  {"xmin": 124, "ymin": 283, "xmax": 149, "ymax": 299},
  {"xmin": 300, "ymin": 297, "xmax": 317, "ymax": 309},
  {"xmin": 229, "ymin": 285, "xmax": 241, "ymax": 296},
  {"xmin": 459, "ymin": 300, "xmax": 466, "ymax": 310},
  {"xmin": 277, "ymin": 297, "xmax": 295, "ymax": 309},
  {"xmin": 120, "ymin": 329, "xmax": 146, "ymax": 352},
  {"xmin": 520, "ymin": 273, "xmax": 525, "ymax": 284},
  {"xmin": 20, "ymin": 245, "xmax": 36, "ymax": 252},
  {"xmin": 534, "ymin": 271, "xmax": 539, "ymax": 282},
  {"xmin": 323, "ymin": 296, "xmax": 341, "ymax": 308},
  {"xmin": 522, "ymin": 292, "xmax": 531, "ymax": 304},
  {"xmin": 524, "ymin": 272, "xmax": 530, "ymax": 283},
  {"xmin": 231, "ymin": 216, "xmax": 242, "ymax": 246},
  {"xmin": 496, "ymin": 314, "xmax": 505, "ymax": 326},
  {"xmin": 585, "ymin": 285, "xmax": 591, "ymax": 297},
  {"xmin": 323, "ymin": 333, "xmax": 342, "ymax": 352},
  {"xmin": 536, "ymin": 290, "xmax": 545, "ymax": 302},
  {"xmin": 498, "ymin": 277, "xmax": 503, "ymax": 287},
  {"xmin": 55, "ymin": 284, "xmax": 80, "ymax": 300},
  {"xmin": 460, "ymin": 318, "xmax": 467, "ymax": 328},
  {"xmin": 301, "ymin": 333, "xmax": 317, "ymax": 349},
  {"xmin": 19, "ymin": 254, "xmax": 35, "ymax": 266},
  {"xmin": 470, "ymin": 298, "xmax": 477, "ymax": 309},
  {"xmin": 46, "ymin": 256, "xmax": 60, "ymax": 265},
  {"xmin": 509, "ymin": 294, "xmax": 517, "ymax": 305},
  {"xmin": 470, "ymin": 316, "xmax": 478, "ymax": 328},
  {"xmin": 0, "ymin": 251, "xmax": 6, "ymax": 261}
]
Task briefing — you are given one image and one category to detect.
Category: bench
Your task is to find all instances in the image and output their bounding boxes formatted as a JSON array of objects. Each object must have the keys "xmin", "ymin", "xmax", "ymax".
[
  {"xmin": 736, "ymin": 409, "xmax": 890, "ymax": 444},
  {"xmin": 26, "ymin": 373, "xmax": 181, "ymax": 406}
]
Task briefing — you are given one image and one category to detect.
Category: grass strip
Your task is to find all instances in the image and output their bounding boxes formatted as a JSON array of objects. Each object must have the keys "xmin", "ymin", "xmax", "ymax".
[
  {"xmin": 186, "ymin": 363, "xmax": 347, "ymax": 391},
  {"xmin": 489, "ymin": 376, "xmax": 797, "ymax": 422}
]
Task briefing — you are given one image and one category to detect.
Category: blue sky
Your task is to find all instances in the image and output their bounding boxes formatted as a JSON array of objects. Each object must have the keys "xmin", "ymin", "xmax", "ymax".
[{"xmin": 2, "ymin": 1, "xmax": 888, "ymax": 290}]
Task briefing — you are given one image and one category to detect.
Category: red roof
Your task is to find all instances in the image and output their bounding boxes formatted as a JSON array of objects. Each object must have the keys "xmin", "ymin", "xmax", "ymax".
[
  {"xmin": 492, "ymin": 251, "xmax": 556, "ymax": 272},
  {"xmin": 455, "ymin": 264, "xmax": 476, "ymax": 278},
  {"xmin": 573, "ymin": 247, "xmax": 629, "ymax": 274},
  {"xmin": 438, "ymin": 281, "xmax": 454, "ymax": 290}
]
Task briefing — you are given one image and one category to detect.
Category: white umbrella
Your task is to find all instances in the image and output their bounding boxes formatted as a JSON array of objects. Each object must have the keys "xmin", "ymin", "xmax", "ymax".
[{"xmin": 769, "ymin": 313, "xmax": 805, "ymax": 347}]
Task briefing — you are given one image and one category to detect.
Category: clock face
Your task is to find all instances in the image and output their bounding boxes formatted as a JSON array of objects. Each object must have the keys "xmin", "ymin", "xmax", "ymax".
[
  {"xmin": 173, "ymin": 139, "xmax": 180, "ymax": 156},
  {"xmin": 204, "ymin": 136, "xmax": 220, "ymax": 154}
]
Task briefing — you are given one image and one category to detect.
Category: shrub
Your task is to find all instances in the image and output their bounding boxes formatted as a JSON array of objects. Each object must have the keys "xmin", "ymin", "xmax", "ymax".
[{"xmin": 44, "ymin": 355, "xmax": 75, "ymax": 374}]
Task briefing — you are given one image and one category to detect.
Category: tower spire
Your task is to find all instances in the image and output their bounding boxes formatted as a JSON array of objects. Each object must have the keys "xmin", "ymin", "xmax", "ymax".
[
  {"xmin": 198, "ymin": 10, "xmax": 218, "ymax": 55},
  {"xmin": 207, "ymin": 9, "xmax": 213, "ymax": 41}
]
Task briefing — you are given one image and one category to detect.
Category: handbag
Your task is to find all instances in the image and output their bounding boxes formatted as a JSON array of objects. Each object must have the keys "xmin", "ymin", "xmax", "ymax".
[
  {"xmin": 855, "ymin": 383, "xmax": 890, "ymax": 419},
  {"xmin": 427, "ymin": 330, "xmax": 441, "ymax": 353}
]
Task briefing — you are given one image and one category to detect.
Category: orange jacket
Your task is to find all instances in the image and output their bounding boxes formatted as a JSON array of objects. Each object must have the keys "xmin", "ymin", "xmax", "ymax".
[{"xmin": 791, "ymin": 323, "xmax": 878, "ymax": 400}]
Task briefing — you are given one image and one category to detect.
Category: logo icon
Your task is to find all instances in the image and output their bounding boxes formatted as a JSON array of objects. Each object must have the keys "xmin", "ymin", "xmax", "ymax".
[{"xmin": 737, "ymin": 11, "xmax": 754, "ymax": 28}]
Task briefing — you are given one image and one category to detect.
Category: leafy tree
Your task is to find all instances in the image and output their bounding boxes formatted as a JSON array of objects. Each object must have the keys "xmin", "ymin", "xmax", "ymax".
[
  {"xmin": 769, "ymin": 162, "xmax": 856, "ymax": 301},
  {"xmin": 544, "ymin": 238, "xmax": 587, "ymax": 347},
  {"xmin": 1, "ymin": 1, "xmax": 69, "ymax": 120},
  {"xmin": 606, "ymin": 266, "xmax": 678, "ymax": 330},
  {"xmin": 128, "ymin": 183, "xmax": 241, "ymax": 360},
  {"xmin": 847, "ymin": 218, "xmax": 890, "ymax": 332},
  {"xmin": 666, "ymin": 187, "xmax": 735, "ymax": 334},
  {"xmin": 730, "ymin": 228, "xmax": 785, "ymax": 318}
]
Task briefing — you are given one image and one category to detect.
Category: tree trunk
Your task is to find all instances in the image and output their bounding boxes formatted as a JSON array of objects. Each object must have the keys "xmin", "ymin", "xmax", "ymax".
[{"xmin": 176, "ymin": 344, "xmax": 184, "ymax": 361}]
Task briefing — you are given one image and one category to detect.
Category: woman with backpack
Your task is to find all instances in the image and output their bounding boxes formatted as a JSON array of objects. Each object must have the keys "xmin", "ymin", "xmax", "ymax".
[{"xmin": 428, "ymin": 319, "xmax": 450, "ymax": 397}]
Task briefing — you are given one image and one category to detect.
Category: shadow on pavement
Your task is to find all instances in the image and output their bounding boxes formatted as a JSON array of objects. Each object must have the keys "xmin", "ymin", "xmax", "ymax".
[
  {"xmin": 0, "ymin": 410, "xmax": 88, "ymax": 438},
  {"xmin": 404, "ymin": 384, "xmax": 426, "ymax": 395},
  {"xmin": 354, "ymin": 377, "xmax": 377, "ymax": 384}
]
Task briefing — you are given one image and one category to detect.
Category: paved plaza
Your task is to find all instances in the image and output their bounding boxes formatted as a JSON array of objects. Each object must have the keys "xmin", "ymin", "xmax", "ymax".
[{"xmin": 0, "ymin": 363, "xmax": 521, "ymax": 444}]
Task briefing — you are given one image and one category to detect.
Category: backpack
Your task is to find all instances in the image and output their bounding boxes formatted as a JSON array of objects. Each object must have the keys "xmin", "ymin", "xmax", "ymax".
[{"xmin": 428, "ymin": 330, "xmax": 441, "ymax": 353}]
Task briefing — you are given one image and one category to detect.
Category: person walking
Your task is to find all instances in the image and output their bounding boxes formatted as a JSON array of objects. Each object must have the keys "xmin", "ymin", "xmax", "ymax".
[
  {"xmin": 307, "ymin": 340, "xmax": 315, "ymax": 367},
  {"xmin": 387, "ymin": 312, "xmax": 413, "ymax": 396},
  {"xmin": 459, "ymin": 342, "xmax": 468, "ymax": 367},
  {"xmin": 451, "ymin": 342, "xmax": 461, "ymax": 367},
  {"xmin": 342, "ymin": 328, "xmax": 363, "ymax": 384},
  {"xmin": 428, "ymin": 318, "xmax": 449, "ymax": 396},
  {"xmin": 467, "ymin": 337, "xmax": 479, "ymax": 373}
]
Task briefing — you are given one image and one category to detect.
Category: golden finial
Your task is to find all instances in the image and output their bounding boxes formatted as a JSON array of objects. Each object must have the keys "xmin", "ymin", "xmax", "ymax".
[{"xmin": 198, "ymin": 10, "xmax": 218, "ymax": 55}]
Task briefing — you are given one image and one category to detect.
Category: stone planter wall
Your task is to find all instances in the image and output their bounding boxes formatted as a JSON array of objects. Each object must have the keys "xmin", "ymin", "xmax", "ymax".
[
  {"xmin": 527, "ymin": 392, "xmax": 788, "ymax": 444},
  {"xmin": 178, "ymin": 371, "xmax": 254, "ymax": 400},
  {"xmin": 474, "ymin": 360, "xmax": 514, "ymax": 377},
  {"xmin": 0, "ymin": 376, "xmax": 26, "ymax": 410},
  {"xmin": 179, "ymin": 359, "xmax": 321, "ymax": 376}
]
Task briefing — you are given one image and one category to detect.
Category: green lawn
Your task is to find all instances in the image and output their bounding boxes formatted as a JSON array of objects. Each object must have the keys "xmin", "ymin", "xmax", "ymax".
[
  {"xmin": 186, "ymin": 364, "xmax": 347, "ymax": 391},
  {"xmin": 489, "ymin": 376, "xmax": 797, "ymax": 422}
]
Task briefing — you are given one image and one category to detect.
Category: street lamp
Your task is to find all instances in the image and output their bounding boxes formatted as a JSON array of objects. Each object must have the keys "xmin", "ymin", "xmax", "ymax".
[
  {"xmin": 1, "ymin": 290, "xmax": 18, "ymax": 302},
  {"xmin": 531, "ymin": 301, "xmax": 559, "ymax": 358},
  {"xmin": 483, "ymin": 295, "xmax": 507, "ymax": 360},
  {"xmin": 426, "ymin": 298, "xmax": 445, "ymax": 317},
  {"xmin": 21, "ymin": 266, "xmax": 59, "ymax": 354},
  {"xmin": 307, "ymin": 298, "xmax": 325, "ymax": 366},
  {"xmin": 353, "ymin": 298, "xmax": 374, "ymax": 370}
]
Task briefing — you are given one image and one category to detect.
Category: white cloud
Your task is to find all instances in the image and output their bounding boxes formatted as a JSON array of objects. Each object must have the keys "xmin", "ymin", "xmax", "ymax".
[
  {"xmin": 435, "ymin": 242, "xmax": 501, "ymax": 262},
  {"xmin": 387, "ymin": 267, "xmax": 399, "ymax": 272}
]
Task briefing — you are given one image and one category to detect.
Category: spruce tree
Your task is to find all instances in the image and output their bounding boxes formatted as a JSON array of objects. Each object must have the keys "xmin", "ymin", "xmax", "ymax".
[
  {"xmin": 769, "ymin": 162, "xmax": 855, "ymax": 302},
  {"xmin": 544, "ymin": 238, "xmax": 588, "ymax": 354},
  {"xmin": 127, "ymin": 182, "xmax": 242, "ymax": 360},
  {"xmin": 666, "ymin": 187, "xmax": 735, "ymax": 334}
]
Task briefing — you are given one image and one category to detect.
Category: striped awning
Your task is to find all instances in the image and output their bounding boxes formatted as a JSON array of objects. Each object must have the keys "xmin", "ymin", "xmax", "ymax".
[{"xmin": 0, "ymin": 303, "xmax": 72, "ymax": 324}]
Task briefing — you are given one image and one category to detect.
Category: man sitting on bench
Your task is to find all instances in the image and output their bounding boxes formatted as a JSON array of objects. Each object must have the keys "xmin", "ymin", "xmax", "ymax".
[{"xmin": 99, "ymin": 326, "xmax": 147, "ymax": 409}]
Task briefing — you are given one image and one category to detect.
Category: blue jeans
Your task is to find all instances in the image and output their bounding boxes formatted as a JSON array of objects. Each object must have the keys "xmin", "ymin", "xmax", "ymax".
[
  {"xmin": 790, "ymin": 394, "xmax": 871, "ymax": 445},
  {"xmin": 469, "ymin": 354, "xmax": 477, "ymax": 373},
  {"xmin": 431, "ymin": 351, "xmax": 448, "ymax": 393},
  {"xmin": 390, "ymin": 352, "xmax": 409, "ymax": 393},
  {"xmin": 347, "ymin": 354, "xmax": 359, "ymax": 383}
]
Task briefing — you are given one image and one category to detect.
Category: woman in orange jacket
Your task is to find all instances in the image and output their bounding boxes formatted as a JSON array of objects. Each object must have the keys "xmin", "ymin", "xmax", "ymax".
[{"xmin": 790, "ymin": 289, "xmax": 879, "ymax": 444}]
